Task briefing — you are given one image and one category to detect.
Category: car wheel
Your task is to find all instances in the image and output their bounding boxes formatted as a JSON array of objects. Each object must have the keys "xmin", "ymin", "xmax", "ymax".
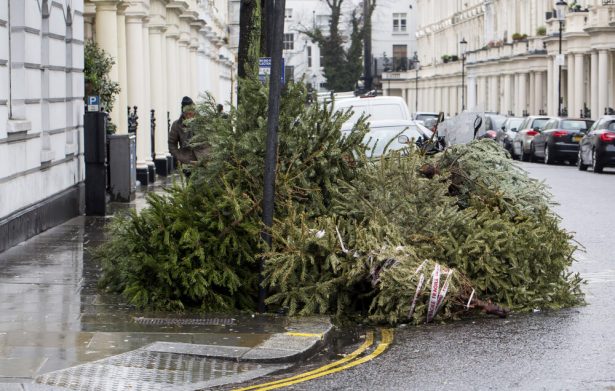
[
  {"xmin": 592, "ymin": 149, "xmax": 604, "ymax": 173},
  {"xmin": 521, "ymin": 143, "xmax": 530, "ymax": 162},
  {"xmin": 544, "ymin": 145, "xmax": 555, "ymax": 165},
  {"xmin": 577, "ymin": 149, "xmax": 588, "ymax": 171}
]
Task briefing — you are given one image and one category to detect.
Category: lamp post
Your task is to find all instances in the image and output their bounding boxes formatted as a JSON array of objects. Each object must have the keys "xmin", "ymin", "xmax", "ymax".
[
  {"xmin": 414, "ymin": 52, "xmax": 420, "ymax": 114},
  {"xmin": 460, "ymin": 37, "xmax": 468, "ymax": 111},
  {"xmin": 556, "ymin": 0, "xmax": 567, "ymax": 117}
]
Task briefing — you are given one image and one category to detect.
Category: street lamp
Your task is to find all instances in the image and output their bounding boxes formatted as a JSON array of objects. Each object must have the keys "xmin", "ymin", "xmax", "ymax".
[
  {"xmin": 414, "ymin": 52, "xmax": 420, "ymax": 114},
  {"xmin": 556, "ymin": 0, "xmax": 567, "ymax": 117},
  {"xmin": 460, "ymin": 37, "xmax": 468, "ymax": 111}
]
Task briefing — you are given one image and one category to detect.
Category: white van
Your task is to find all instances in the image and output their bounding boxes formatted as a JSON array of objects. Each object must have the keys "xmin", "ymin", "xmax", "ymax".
[
  {"xmin": 331, "ymin": 96, "xmax": 412, "ymax": 127},
  {"xmin": 341, "ymin": 119, "xmax": 433, "ymax": 158}
]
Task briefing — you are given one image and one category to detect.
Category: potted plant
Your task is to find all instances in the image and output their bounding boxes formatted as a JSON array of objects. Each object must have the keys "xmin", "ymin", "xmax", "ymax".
[
  {"xmin": 441, "ymin": 54, "xmax": 451, "ymax": 63},
  {"xmin": 451, "ymin": 54, "xmax": 459, "ymax": 62},
  {"xmin": 536, "ymin": 26, "xmax": 547, "ymax": 36}
]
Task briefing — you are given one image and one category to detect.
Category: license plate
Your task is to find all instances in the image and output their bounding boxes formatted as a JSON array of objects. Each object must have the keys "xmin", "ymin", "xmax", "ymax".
[{"xmin": 572, "ymin": 135, "xmax": 582, "ymax": 142}]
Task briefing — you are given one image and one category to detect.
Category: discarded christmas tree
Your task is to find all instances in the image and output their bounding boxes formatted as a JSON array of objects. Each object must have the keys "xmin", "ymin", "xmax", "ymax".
[{"xmin": 96, "ymin": 79, "xmax": 584, "ymax": 324}]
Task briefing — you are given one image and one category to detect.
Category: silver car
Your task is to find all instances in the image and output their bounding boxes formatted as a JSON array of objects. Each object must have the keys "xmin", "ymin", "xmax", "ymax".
[{"xmin": 512, "ymin": 116, "xmax": 555, "ymax": 161}]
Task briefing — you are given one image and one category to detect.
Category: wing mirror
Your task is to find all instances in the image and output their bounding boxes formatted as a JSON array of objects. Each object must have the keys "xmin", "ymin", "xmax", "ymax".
[
  {"xmin": 398, "ymin": 135, "xmax": 410, "ymax": 144},
  {"xmin": 511, "ymin": 127, "xmax": 517, "ymax": 132}
]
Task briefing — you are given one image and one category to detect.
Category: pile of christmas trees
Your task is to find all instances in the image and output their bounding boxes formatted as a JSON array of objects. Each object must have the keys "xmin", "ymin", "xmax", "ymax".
[{"xmin": 96, "ymin": 79, "xmax": 584, "ymax": 324}]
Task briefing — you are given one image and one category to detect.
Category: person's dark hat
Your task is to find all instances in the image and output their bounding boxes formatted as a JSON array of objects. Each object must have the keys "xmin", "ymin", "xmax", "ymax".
[{"xmin": 181, "ymin": 96, "xmax": 194, "ymax": 108}]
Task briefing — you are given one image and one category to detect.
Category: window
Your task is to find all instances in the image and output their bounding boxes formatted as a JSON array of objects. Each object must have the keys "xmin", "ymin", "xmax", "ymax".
[
  {"xmin": 284, "ymin": 65, "xmax": 295, "ymax": 82},
  {"xmin": 285, "ymin": 8, "xmax": 293, "ymax": 19},
  {"xmin": 283, "ymin": 33, "xmax": 294, "ymax": 50},
  {"xmin": 393, "ymin": 13, "xmax": 407, "ymax": 33},
  {"xmin": 392, "ymin": 45, "xmax": 408, "ymax": 71},
  {"xmin": 307, "ymin": 46, "xmax": 312, "ymax": 68}
]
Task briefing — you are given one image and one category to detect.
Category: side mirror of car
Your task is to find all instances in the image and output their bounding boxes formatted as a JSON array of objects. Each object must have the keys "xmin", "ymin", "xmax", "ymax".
[
  {"xmin": 397, "ymin": 135, "xmax": 410, "ymax": 144},
  {"xmin": 511, "ymin": 128, "xmax": 517, "ymax": 132}
]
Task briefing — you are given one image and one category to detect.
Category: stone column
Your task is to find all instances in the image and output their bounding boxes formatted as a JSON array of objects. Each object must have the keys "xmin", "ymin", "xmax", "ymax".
[
  {"xmin": 574, "ymin": 53, "xmax": 585, "ymax": 118},
  {"xmin": 149, "ymin": 24, "xmax": 169, "ymax": 175},
  {"xmin": 166, "ymin": 31, "xmax": 179, "ymax": 119},
  {"xmin": 94, "ymin": 1, "xmax": 120, "ymax": 126},
  {"xmin": 519, "ymin": 73, "xmax": 527, "ymax": 117},
  {"xmin": 178, "ymin": 33, "xmax": 191, "ymax": 102},
  {"xmin": 535, "ymin": 71, "xmax": 544, "ymax": 115},
  {"xmin": 567, "ymin": 54, "xmax": 575, "ymax": 116},
  {"xmin": 467, "ymin": 76, "xmax": 477, "ymax": 111},
  {"xmin": 142, "ymin": 18, "xmax": 155, "ymax": 182},
  {"xmin": 489, "ymin": 75, "xmax": 499, "ymax": 113},
  {"xmin": 477, "ymin": 77, "xmax": 487, "ymax": 111},
  {"xmin": 591, "ymin": 51, "xmax": 599, "ymax": 118},
  {"xmin": 125, "ymin": 13, "xmax": 150, "ymax": 184},
  {"xmin": 529, "ymin": 72, "xmax": 536, "ymax": 115},
  {"xmin": 190, "ymin": 43, "xmax": 199, "ymax": 99},
  {"xmin": 502, "ymin": 75, "xmax": 514, "ymax": 114},
  {"xmin": 116, "ymin": 3, "xmax": 129, "ymax": 133},
  {"xmin": 597, "ymin": 50, "xmax": 609, "ymax": 115}
]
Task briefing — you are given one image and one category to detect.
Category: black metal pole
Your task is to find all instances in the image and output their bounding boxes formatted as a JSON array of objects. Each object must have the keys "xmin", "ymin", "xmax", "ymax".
[
  {"xmin": 558, "ymin": 21, "xmax": 563, "ymax": 117},
  {"xmin": 461, "ymin": 56, "xmax": 466, "ymax": 111},
  {"xmin": 259, "ymin": 0, "xmax": 285, "ymax": 313}
]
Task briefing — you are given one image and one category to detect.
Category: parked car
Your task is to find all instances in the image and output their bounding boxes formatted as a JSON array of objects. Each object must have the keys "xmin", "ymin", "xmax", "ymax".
[
  {"xmin": 577, "ymin": 115, "xmax": 615, "ymax": 173},
  {"xmin": 530, "ymin": 118, "xmax": 594, "ymax": 164},
  {"xmin": 341, "ymin": 119, "xmax": 433, "ymax": 158},
  {"xmin": 413, "ymin": 112, "xmax": 440, "ymax": 126},
  {"xmin": 332, "ymin": 96, "xmax": 412, "ymax": 127},
  {"xmin": 496, "ymin": 117, "xmax": 523, "ymax": 154},
  {"xmin": 512, "ymin": 116, "xmax": 555, "ymax": 161},
  {"xmin": 479, "ymin": 113, "xmax": 508, "ymax": 142}
]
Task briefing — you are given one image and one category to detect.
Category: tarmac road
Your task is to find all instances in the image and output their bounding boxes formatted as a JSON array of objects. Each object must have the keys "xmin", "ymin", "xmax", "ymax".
[{"xmin": 261, "ymin": 161, "xmax": 615, "ymax": 391}]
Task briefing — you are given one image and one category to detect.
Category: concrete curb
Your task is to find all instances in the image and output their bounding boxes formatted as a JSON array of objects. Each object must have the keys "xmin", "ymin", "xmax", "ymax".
[{"xmin": 143, "ymin": 316, "xmax": 334, "ymax": 364}]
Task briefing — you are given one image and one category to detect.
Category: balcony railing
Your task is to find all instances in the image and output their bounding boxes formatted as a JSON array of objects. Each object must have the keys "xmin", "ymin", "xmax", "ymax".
[
  {"xmin": 373, "ymin": 57, "xmax": 419, "ymax": 76},
  {"xmin": 603, "ymin": 0, "xmax": 615, "ymax": 5}
]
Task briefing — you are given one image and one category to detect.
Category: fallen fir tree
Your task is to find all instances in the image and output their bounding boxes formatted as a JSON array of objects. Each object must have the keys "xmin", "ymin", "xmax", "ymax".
[{"xmin": 95, "ymin": 78, "xmax": 584, "ymax": 324}]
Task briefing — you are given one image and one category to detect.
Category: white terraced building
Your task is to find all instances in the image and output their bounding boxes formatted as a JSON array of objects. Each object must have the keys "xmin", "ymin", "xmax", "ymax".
[
  {"xmin": 383, "ymin": 0, "xmax": 615, "ymax": 119},
  {"xmin": 84, "ymin": 0, "xmax": 236, "ymax": 182},
  {"xmin": 0, "ymin": 0, "xmax": 236, "ymax": 252},
  {"xmin": 0, "ymin": 0, "xmax": 85, "ymax": 252}
]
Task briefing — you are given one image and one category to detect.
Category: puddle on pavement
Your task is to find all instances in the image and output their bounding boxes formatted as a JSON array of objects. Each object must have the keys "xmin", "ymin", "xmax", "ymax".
[{"xmin": 0, "ymin": 176, "xmax": 288, "ymax": 381}]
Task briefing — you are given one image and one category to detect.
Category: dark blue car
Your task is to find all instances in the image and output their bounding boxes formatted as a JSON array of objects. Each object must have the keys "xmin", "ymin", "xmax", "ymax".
[{"xmin": 578, "ymin": 115, "xmax": 615, "ymax": 173}]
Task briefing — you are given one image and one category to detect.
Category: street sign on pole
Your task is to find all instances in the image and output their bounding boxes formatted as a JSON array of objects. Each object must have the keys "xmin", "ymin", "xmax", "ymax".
[
  {"xmin": 259, "ymin": 57, "xmax": 285, "ymax": 84},
  {"xmin": 87, "ymin": 96, "xmax": 100, "ymax": 112},
  {"xmin": 555, "ymin": 54, "xmax": 566, "ymax": 67}
]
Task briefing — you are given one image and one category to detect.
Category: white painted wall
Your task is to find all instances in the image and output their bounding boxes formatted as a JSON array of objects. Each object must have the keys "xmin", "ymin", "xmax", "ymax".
[{"xmin": 0, "ymin": 0, "xmax": 84, "ymax": 220}]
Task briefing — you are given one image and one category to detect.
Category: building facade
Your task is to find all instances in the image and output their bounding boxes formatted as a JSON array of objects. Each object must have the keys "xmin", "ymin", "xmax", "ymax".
[
  {"xmin": 383, "ymin": 0, "xmax": 615, "ymax": 119},
  {"xmin": 0, "ymin": 0, "xmax": 85, "ymax": 252},
  {"xmin": 83, "ymin": 0, "xmax": 235, "ymax": 183},
  {"xmin": 281, "ymin": 0, "xmax": 417, "ymax": 92}
]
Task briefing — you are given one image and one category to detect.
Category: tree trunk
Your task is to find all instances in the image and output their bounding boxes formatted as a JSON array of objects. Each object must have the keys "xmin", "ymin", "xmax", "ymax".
[{"xmin": 238, "ymin": 0, "xmax": 260, "ymax": 80}]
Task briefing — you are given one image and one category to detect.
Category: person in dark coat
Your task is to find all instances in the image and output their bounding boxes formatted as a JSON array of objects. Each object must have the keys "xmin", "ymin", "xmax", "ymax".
[{"xmin": 168, "ymin": 96, "xmax": 208, "ymax": 165}]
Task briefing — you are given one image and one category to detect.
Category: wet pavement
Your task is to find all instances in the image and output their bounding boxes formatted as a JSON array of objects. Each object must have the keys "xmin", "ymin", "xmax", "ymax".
[{"xmin": 0, "ymin": 178, "xmax": 330, "ymax": 389}]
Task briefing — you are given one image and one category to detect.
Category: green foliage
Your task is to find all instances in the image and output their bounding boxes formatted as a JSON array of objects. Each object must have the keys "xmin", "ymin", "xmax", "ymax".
[
  {"xmin": 264, "ymin": 141, "xmax": 584, "ymax": 324},
  {"xmin": 84, "ymin": 40, "xmax": 120, "ymax": 128},
  {"xmin": 96, "ymin": 71, "xmax": 584, "ymax": 323},
  {"xmin": 302, "ymin": 1, "xmax": 365, "ymax": 92},
  {"xmin": 96, "ymin": 78, "xmax": 368, "ymax": 311}
]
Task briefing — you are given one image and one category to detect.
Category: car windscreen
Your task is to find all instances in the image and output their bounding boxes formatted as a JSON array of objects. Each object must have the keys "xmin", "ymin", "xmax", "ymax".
[
  {"xmin": 561, "ymin": 120, "xmax": 589, "ymax": 131},
  {"xmin": 487, "ymin": 115, "xmax": 507, "ymax": 130},
  {"xmin": 531, "ymin": 119, "xmax": 549, "ymax": 130},
  {"xmin": 607, "ymin": 121, "xmax": 615, "ymax": 131},
  {"xmin": 415, "ymin": 114, "xmax": 439, "ymax": 122},
  {"xmin": 507, "ymin": 118, "xmax": 523, "ymax": 130}
]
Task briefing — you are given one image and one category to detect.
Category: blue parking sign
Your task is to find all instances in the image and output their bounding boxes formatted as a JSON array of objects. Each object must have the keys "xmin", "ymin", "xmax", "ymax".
[{"xmin": 87, "ymin": 96, "xmax": 100, "ymax": 112}]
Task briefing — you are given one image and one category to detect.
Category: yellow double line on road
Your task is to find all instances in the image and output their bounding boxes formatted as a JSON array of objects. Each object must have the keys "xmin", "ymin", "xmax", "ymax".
[{"xmin": 233, "ymin": 328, "xmax": 393, "ymax": 391}]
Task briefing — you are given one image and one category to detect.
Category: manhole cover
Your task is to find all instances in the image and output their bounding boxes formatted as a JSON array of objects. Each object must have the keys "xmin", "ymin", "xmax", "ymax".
[{"xmin": 133, "ymin": 317, "xmax": 236, "ymax": 326}]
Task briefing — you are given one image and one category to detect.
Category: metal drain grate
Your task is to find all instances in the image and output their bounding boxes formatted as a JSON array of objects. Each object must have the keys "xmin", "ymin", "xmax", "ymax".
[
  {"xmin": 133, "ymin": 317, "xmax": 237, "ymax": 326},
  {"xmin": 36, "ymin": 350, "xmax": 264, "ymax": 391}
]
